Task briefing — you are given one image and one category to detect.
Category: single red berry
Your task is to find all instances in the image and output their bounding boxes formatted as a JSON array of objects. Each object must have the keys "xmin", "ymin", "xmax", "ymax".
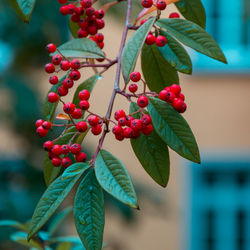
[
  {"xmin": 79, "ymin": 89, "xmax": 90, "ymax": 100},
  {"xmin": 86, "ymin": 7, "xmax": 95, "ymax": 16},
  {"xmin": 166, "ymin": 91, "xmax": 176, "ymax": 103},
  {"xmin": 45, "ymin": 63, "xmax": 55, "ymax": 74},
  {"xmin": 36, "ymin": 119, "xmax": 44, "ymax": 127},
  {"xmin": 91, "ymin": 124, "xmax": 102, "ymax": 135},
  {"xmin": 141, "ymin": 114, "xmax": 152, "ymax": 125},
  {"xmin": 52, "ymin": 54, "xmax": 62, "ymax": 65},
  {"xmin": 81, "ymin": 0, "xmax": 92, "ymax": 8},
  {"xmin": 88, "ymin": 115, "xmax": 99, "ymax": 126},
  {"xmin": 87, "ymin": 15, "xmax": 96, "ymax": 22},
  {"xmin": 130, "ymin": 72, "xmax": 141, "ymax": 82},
  {"xmin": 169, "ymin": 12, "xmax": 180, "ymax": 18},
  {"xmin": 112, "ymin": 125, "xmax": 123, "ymax": 135},
  {"xmin": 98, "ymin": 42, "xmax": 104, "ymax": 49},
  {"xmin": 71, "ymin": 59, "xmax": 81, "ymax": 70},
  {"xmin": 114, "ymin": 109, "xmax": 126, "ymax": 121},
  {"xmin": 94, "ymin": 33, "xmax": 104, "ymax": 43},
  {"xmin": 71, "ymin": 13, "xmax": 81, "ymax": 23},
  {"xmin": 142, "ymin": 124, "xmax": 153, "ymax": 135},
  {"xmin": 76, "ymin": 152, "xmax": 87, "ymax": 162},
  {"xmin": 78, "ymin": 29, "xmax": 88, "ymax": 38},
  {"xmin": 179, "ymin": 102, "xmax": 187, "ymax": 113},
  {"xmin": 63, "ymin": 102, "xmax": 76, "ymax": 114},
  {"xmin": 42, "ymin": 121, "xmax": 52, "ymax": 130},
  {"xmin": 88, "ymin": 25, "xmax": 98, "ymax": 35},
  {"xmin": 141, "ymin": 0, "xmax": 153, "ymax": 8},
  {"xmin": 58, "ymin": 86, "xmax": 69, "ymax": 96},
  {"xmin": 96, "ymin": 19, "xmax": 105, "ymax": 29},
  {"xmin": 61, "ymin": 157, "xmax": 72, "ymax": 168},
  {"xmin": 140, "ymin": 19, "xmax": 148, "ymax": 26},
  {"xmin": 123, "ymin": 127, "xmax": 135, "ymax": 138},
  {"xmin": 52, "ymin": 157, "xmax": 61, "ymax": 167},
  {"xmin": 159, "ymin": 90, "xmax": 168, "ymax": 101},
  {"xmin": 48, "ymin": 92, "xmax": 59, "ymax": 103},
  {"xmin": 60, "ymin": 60, "xmax": 71, "ymax": 71},
  {"xmin": 164, "ymin": 86, "xmax": 171, "ymax": 92},
  {"xmin": 137, "ymin": 96, "xmax": 149, "ymax": 108},
  {"xmin": 128, "ymin": 83, "xmax": 138, "ymax": 93},
  {"xmin": 155, "ymin": 35, "xmax": 167, "ymax": 47},
  {"xmin": 126, "ymin": 115, "xmax": 134, "ymax": 127},
  {"xmin": 70, "ymin": 143, "xmax": 82, "ymax": 155},
  {"xmin": 118, "ymin": 117, "xmax": 127, "ymax": 127},
  {"xmin": 79, "ymin": 100, "xmax": 90, "ymax": 111},
  {"xmin": 71, "ymin": 108, "xmax": 83, "ymax": 119},
  {"xmin": 97, "ymin": 58, "xmax": 105, "ymax": 62},
  {"xmin": 130, "ymin": 119, "xmax": 143, "ymax": 131},
  {"xmin": 63, "ymin": 78, "xmax": 74, "ymax": 89},
  {"xmin": 61, "ymin": 144, "xmax": 70, "ymax": 155},
  {"xmin": 115, "ymin": 133, "xmax": 124, "ymax": 141},
  {"xmin": 43, "ymin": 141, "xmax": 54, "ymax": 151},
  {"xmin": 173, "ymin": 98, "xmax": 185, "ymax": 112},
  {"xmin": 78, "ymin": 19, "xmax": 89, "ymax": 29},
  {"xmin": 145, "ymin": 34, "xmax": 156, "ymax": 45},
  {"xmin": 70, "ymin": 70, "xmax": 81, "ymax": 81},
  {"xmin": 76, "ymin": 121, "xmax": 88, "ymax": 133},
  {"xmin": 157, "ymin": 0, "xmax": 167, "ymax": 10},
  {"xmin": 170, "ymin": 84, "xmax": 181, "ymax": 95},
  {"xmin": 95, "ymin": 9, "xmax": 104, "ymax": 19},
  {"xmin": 46, "ymin": 43, "xmax": 57, "ymax": 53},
  {"xmin": 49, "ymin": 75, "xmax": 58, "ymax": 85},
  {"xmin": 58, "ymin": 0, "xmax": 68, "ymax": 4},
  {"xmin": 76, "ymin": 6, "xmax": 85, "ymax": 15},
  {"xmin": 59, "ymin": 5, "xmax": 70, "ymax": 15},
  {"xmin": 67, "ymin": 4, "xmax": 77, "ymax": 14},
  {"xmin": 51, "ymin": 145, "xmax": 62, "ymax": 155},
  {"xmin": 178, "ymin": 93, "xmax": 185, "ymax": 101}
]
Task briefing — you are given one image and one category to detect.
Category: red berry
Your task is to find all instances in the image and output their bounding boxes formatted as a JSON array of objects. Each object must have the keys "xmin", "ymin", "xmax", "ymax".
[
  {"xmin": 137, "ymin": 96, "xmax": 149, "ymax": 108},
  {"xmin": 130, "ymin": 119, "xmax": 143, "ymax": 131},
  {"xmin": 88, "ymin": 115, "xmax": 99, "ymax": 126},
  {"xmin": 91, "ymin": 124, "xmax": 102, "ymax": 135},
  {"xmin": 48, "ymin": 92, "xmax": 59, "ymax": 103},
  {"xmin": 63, "ymin": 102, "xmax": 75, "ymax": 114},
  {"xmin": 76, "ymin": 121, "xmax": 88, "ymax": 133},
  {"xmin": 125, "ymin": 115, "xmax": 134, "ymax": 127},
  {"xmin": 169, "ymin": 12, "xmax": 180, "ymax": 18},
  {"xmin": 159, "ymin": 90, "xmax": 168, "ymax": 101},
  {"xmin": 70, "ymin": 143, "xmax": 82, "ymax": 155},
  {"xmin": 79, "ymin": 19, "xmax": 89, "ymax": 29},
  {"xmin": 67, "ymin": 4, "xmax": 77, "ymax": 14},
  {"xmin": 42, "ymin": 121, "xmax": 52, "ymax": 130},
  {"xmin": 179, "ymin": 102, "xmax": 187, "ymax": 113},
  {"xmin": 96, "ymin": 19, "xmax": 105, "ymax": 29},
  {"xmin": 61, "ymin": 144, "xmax": 70, "ymax": 155},
  {"xmin": 76, "ymin": 152, "xmax": 87, "ymax": 162},
  {"xmin": 71, "ymin": 59, "xmax": 81, "ymax": 70},
  {"xmin": 155, "ymin": 35, "xmax": 167, "ymax": 47},
  {"xmin": 51, "ymin": 145, "xmax": 62, "ymax": 155},
  {"xmin": 95, "ymin": 9, "xmax": 104, "ymax": 19},
  {"xmin": 61, "ymin": 157, "xmax": 72, "ymax": 168},
  {"xmin": 79, "ymin": 89, "xmax": 90, "ymax": 100},
  {"xmin": 98, "ymin": 42, "xmax": 104, "ymax": 49},
  {"xmin": 52, "ymin": 54, "xmax": 62, "ymax": 65},
  {"xmin": 118, "ymin": 117, "xmax": 127, "ymax": 127},
  {"xmin": 60, "ymin": 5, "xmax": 70, "ymax": 15},
  {"xmin": 78, "ymin": 29, "xmax": 88, "ymax": 38},
  {"xmin": 52, "ymin": 157, "xmax": 61, "ymax": 167},
  {"xmin": 164, "ymin": 86, "xmax": 171, "ymax": 92},
  {"xmin": 76, "ymin": 6, "xmax": 85, "ymax": 15},
  {"xmin": 141, "ymin": 114, "xmax": 152, "ymax": 125},
  {"xmin": 45, "ymin": 63, "xmax": 55, "ymax": 74},
  {"xmin": 140, "ymin": 19, "xmax": 148, "ymax": 26},
  {"xmin": 173, "ymin": 98, "xmax": 185, "ymax": 112},
  {"xmin": 142, "ymin": 124, "xmax": 153, "ymax": 135},
  {"xmin": 88, "ymin": 25, "xmax": 98, "ymax": 35},
  {"xmin": 112, "ymin": 125, "xmax": 123, "ymax": 135},
  {"xmin": 166, "ymin": 91, "xmax": 176, "ymax": 103},
  {"xmin": 178, "ymin": 93, "xmax": 185, "ymax": 101},
  {"xmin": 43, "ymin": 141, "xmax": 54, "ymax": 151},
  {"xmin": 156, "ymin": 0, "xmax": 166, "ymax": 10},
  {"xmin": 128, "ymin": 83, "xmax": 138, "ymax": 93},
  {"xmin": 81, "ymin": 0, "xmax": 92, "ymax": 8},
  {"xmin": 130, "ymin": 72, "xmax": 141, "ymax": 82},
  {"xmin": 71, "ymin": 13, "xmax": 80, "ymax": 23},
  {"xmin": 114, "ymin": 109, "xmax": 126, "ymax": 121},
  {"xmin": 170, "ymin": 84, "xmax": 181, "ymax": 95},
  {"xmin": 79, "ymin": 100, "xmax": 90, "ymax": 110},
  {"xmin": 115, "ymin": 133, "xmax": 124, "ymax": 141},
  {"xmin": 63, "ymin": 78, "xmax": 74, "ymax": 89},
  {"xmin": 95, "ymin": 33, "xmax": 104, "ymax": 42},
  {"xmin": 60, "ymin": 60, "xmax": 71, "ymax": 71},
  {"xmin": 141, "ymin": 0, "xmax": 153, "ymax": 8},
  {"xmin": 71, "ymin": 108, "xmax": 83, "ymax": 119},
  {"xmin": 36, "ymin": 119, "xmax": 44, "ymax": 127},
  {"xmin": 58, "ymin": 0, "xmax": 68, "ymax": 4},
  {"xmin": 70, "ymin": 70, "xmax": 81, "ymax": 81},
  {"xmin": 86, "ymin": 7, "xmax": 95, "ymax": 16},
  {"xmin": 58, "ymin": 86, "xmax": 69, "ymax": 96},
  {"xmin": 46, "ymin": 43, "xmax": 57, "ymax": 53},
  {"xmin": 49, "ymin": 75, "xmax": 58, "ymax": 85},
  {"xmin": 145, "ymin": 34, "xmax": 156, "ymax": 45},
  {"xmin": 123, "ymin": 127, "xmax": 135, "ymax": 138}
]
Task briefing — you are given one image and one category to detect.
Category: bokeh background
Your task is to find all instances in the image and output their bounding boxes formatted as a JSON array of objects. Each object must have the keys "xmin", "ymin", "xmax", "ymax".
[{"xmin": 0, "ymin": 0, "xmax": 250, "ymax": 249}]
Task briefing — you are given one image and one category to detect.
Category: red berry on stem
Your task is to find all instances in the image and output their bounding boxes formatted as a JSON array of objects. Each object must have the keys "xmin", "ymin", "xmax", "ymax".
[
  {"xmin": 137, "ymin": 96, "xmax": 149, "ymax": 108},
  {"xmin": 95, "ymin": 9, "xmax": 104, "ymax": 19},
  {"xmin": 42, "ymin": 121, "xmax": 52, "ymax": 130},
  {"xmin": 141, "ymin": 0, "xmax": 153, "ymax": 8},
  {"xmin": 129, "ymin": 84, "xmax": 138, "ymax": 93},
  {"xmin": 123, "ymin": 127, "xmax": 135, "ymax": 138},
  {"xmin": 48, "ymin": 92, "xmax": 59, "ymax": 103},
  {"xmin": 91, "ymin": 124, "xmax": 102, "ymax": 135},
  {"xmin": 46, "ymin": 43, "xmax": 57, "ymax": 53},
  {"xmin": 52, "ymin": 54, "xmax": 62, "ymax": 65},
  {"xmin": 61, "ymin": 144, "xmax": 70, "ymax": 155},
  {"xmin": 155, "ymin": 35, "xmax": 167, "ymax": 47},
  {"xmin": 70, "ymin": 70, "xmax": 81, "ymax": 81},
  {"xmin": 71, "ymin": 108, "xmax": 83, "ymax": 119},
  {"xmin": 63, "ymin": 78, "xmax": 74, "ymax": 89},
  {"xmin": 130, "ymin": 119, "xmax": 143, "ymax": 131},
  {"xmin": 36, "ymin": 119, "xmax": 44, "ymax": 127},
  {"xmin": 81, "ymin": 0, "xmax": 92, "ymax": 8},
  {"xmin": 79, "ymin": 89, "xmax": 90, "ymax": 100},
  {"xmin": 43, "ymin": 141, "xmax": 54, "ymax": 151},
  {"xmin": 58, "ymin": 86, "xmax": 68, "ymax": 96},
  {"xmin": 114, "ymin": 109, "xmax": 126, "ymax": 121},
  {"xmin": 96, "ymin": 19, "xmax": 105, "ymax": 29},
  {"xmin": 88, "ymin": 115, "xmax": 99, "ymax": 126},
  {"xmin": 61, "ymin": 157, "xmax": 72, "ymax": 168},
  {"xmin": 52, "ymin": 157, "xmax": 61, "ymax": 167},
  {"xmin": 70, "ymin": 144, "xmax": 82, "ymax": 155},
  {"xmin": 115, "ymin": 133, "xmax": 124, "ymax": 141},
  {"xmin": 169, "ymin": 12, "xmax": 180, "ymax": 18},
  {"xmin": 145, "ymin": 34, "xmax": 156, "ymax": 45},
  {"xmin": 112, "ymin": 125, "xmax": 123, "ymax": 135},
  {"xmin": 76, "ymin": 121, "xmax": 88, "ymax": 133},
  {"xmin": 71, "ymin": 59, "xmax": 81, "ymax": 70},
  {"xmin": 60, "ymin": 60, "xmax": 71, "ymax": 71},
  {"xmin": 79, "ymin": 100, "xmax": 90, "ymax": 111},
  {"xmin": 51, "ymin": 145, "xmax": 62, "ymax": 155},
  {"xmin": 37, "ymin": 126, "xmax": 48, "ymax": 137},
  {"xmin": 45, "ymin": 63, "xmax": 55, "ymax": 74},
  {"xmin": 141, "ymin": 114, "xmax": 152, "ymax": 125},
  {"xmin": 76, "ymin": 152, "xmax": 87, "ymax": 162},
  {"xmin": 170, "ymin": 84, "xmax": 181, "ymax": 95},
  {"xmin": 49, "ymin": 75, "xmax": 58, "ymax": 85},
  {"xmin": 63, "ymin": 102, "xmax": 75, "ymax": 114},
  {"xmin": 157, "ymin": 0, "xmax": 167, "ymax": 10},
  {"xmin": 130, "ymin": 71, "xmax": 141, "ymax": 82},
  {"xmin": 118, "ymin": 117, "xmax": 127, "ymax": 127}
]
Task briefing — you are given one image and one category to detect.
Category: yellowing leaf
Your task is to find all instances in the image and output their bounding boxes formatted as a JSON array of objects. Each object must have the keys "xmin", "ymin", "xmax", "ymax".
[
  {"xmin": 56, "ymin": 113, "xmax": 71, "ymax": 120},
  {"xmin": 101, "ymin": 0, "xmax": 120, "ymax": 13}
]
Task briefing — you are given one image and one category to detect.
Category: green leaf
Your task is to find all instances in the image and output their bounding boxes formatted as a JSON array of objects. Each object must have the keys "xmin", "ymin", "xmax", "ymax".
[
  {"xmin": 7, "ymin": 0, "xmax": 36, "ymax": 23},
  {"xmin": 74, "ymin": 169, "xmax": 104, "ymax": 250},
  {"xmin": 129, "ymin": 102, "xmax": 170, "ymax": 187},
  {"xmin": 175, "ymin": 0, "xmax": 206, "ymax": 29},
  {"xmin": 11, "ymin": 232, "xmax": 42, "ymax": 249},
  {"xmin": 141, "ymin": 44, "xmax": 179, "ymax": 93},
  {"xmin": 62, "ymin": 163, "xmax": 90, "ymax": 180},
  {"xmin": 51, "ymin": 39, "xmax": 104, "ymax": 59},
  {"xmin": 69, "ymin": 19, "xmax": 78, "ymax": 38},
  {"xmin": 158, "ymin": 30, "xmax": 192, "ymax": 74},
  {"xmin": 157, "ymin": 19, "xmax": 227, "ymax": 63},
  {"xmin": 121, "ymin": 17, "xmax": 156, "ymax": 84},
  {"xmin": 48, "ymin": 207, "xmax": 73, "ymax": 236},
  {"xmin": 0, "ymin": 220, "xmax": 27, "ymax": 231},
  {"xmin": 28, "ymin": 169, "xmax": 86, "ymax": 240},
  {"xmin": 56, "ymin": 242, "xmax": 72, "ymax": 250},
  {"xmin": 95, "ymin": 150, "xmax": 138, "ymax": 208},
  {"xmin": 148, "ymin": 97, "xmax": 200, "ymax": 163}
]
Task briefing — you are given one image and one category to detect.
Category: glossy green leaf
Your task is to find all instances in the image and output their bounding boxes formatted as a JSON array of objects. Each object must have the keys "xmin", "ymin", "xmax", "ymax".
[
  {"xmin": 0, "ymin": 220, "xmax": 27, "ymax": 231},
  {"xmin": 158, "ymin": 30, "xmax": 192, "ymax": 74},
  {"xmin": 8, "ymin": 0, "xmax": 36, "ymax": 23},
  {"xmin": 11, "ymin": 232, "xmax": 42, "ymax": 249},
  {"xmin": 129, "ymin": 102, "xmax": 170, "ymax": 187},
  {"xmin": 51, "ymin": 236, "xmax": 82, "ymax": 245},
  {"xmin": 69, "ymin": 19, "xmax": 78, "ymax": 38},
  {"xmin": 51, "ymin": 39, "xmax": 104, "ymax": 59},
  {"xmin": 121, "ymin": 17, "xmax": 156, "ymax": 84},
  {"xmin": 141, "ymin": 44, "xmax": 179, "ymax": 93},
  {"xmin": 28, "ymin": 169, "xmax": 86, "ymax": 240},
  {"xmin": 95, "ymin": 150, "xmax": 138, "ymax": 208},
  {"xmin": 175, "ymin": 0, "xmax": 206, "ymax": 29},
  {"xmin": 148, "ymin": 97, "xmax": 200, "ymax": 163},
  {"xmin": 62, "ymin": 163, "xmax": 90, "ymax": 180},
  {"xmin": 157, "ymin": 19, "xmax": 227, "ymax": 63},
  {"xmin": 74, "ymin": 169, "xmax": 104, "ymax": 250}
]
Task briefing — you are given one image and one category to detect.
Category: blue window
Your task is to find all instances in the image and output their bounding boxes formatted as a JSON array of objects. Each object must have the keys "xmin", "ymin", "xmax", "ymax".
[
  {"xmin": 192, "ymin": 0, "xmax": 250, "ymax": 73},
  {"xmin": 184, "ymin": 156, "xmax": 250, "ymax": 250}
]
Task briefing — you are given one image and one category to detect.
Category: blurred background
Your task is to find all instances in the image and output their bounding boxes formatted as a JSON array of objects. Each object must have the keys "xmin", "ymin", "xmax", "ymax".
[{"xmin": 0, "ymin": 0, "xmax": 250, "ymax": 249}]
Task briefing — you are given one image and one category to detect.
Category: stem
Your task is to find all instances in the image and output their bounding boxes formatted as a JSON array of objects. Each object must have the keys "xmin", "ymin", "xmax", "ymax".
[{"xmin": 91, "ymin": 0, "xmax": 132, "ymax": 166}]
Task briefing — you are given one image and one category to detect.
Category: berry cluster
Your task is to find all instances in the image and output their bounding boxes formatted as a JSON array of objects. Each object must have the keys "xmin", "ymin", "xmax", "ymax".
[
  {"xmin": 36, "ymin": 119, "xmax": 52, "ymax": 137},
  {"xmin": 141, "ymin": 0, "xmax": 167, "ymax": 10},
  {"xmin": 159, "ymin": 84, "xmax": 187, "ymax": 113}
]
